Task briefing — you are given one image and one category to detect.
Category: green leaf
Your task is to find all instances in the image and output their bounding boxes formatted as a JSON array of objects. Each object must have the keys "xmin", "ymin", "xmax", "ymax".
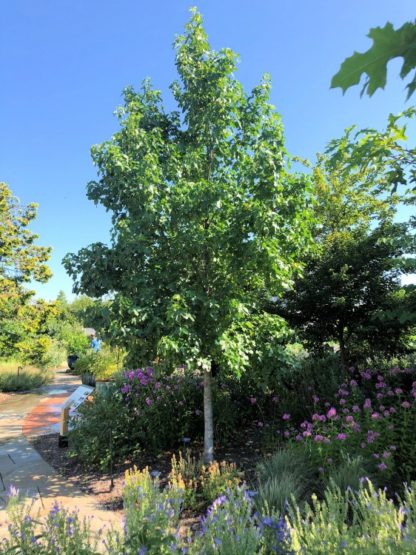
[{"xmin": 331, "ymin": 21, "xmax": 416, "ymax": 99}]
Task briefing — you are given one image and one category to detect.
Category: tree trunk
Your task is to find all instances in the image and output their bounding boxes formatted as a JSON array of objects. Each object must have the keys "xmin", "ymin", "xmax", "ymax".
[{"xmin": 203, "ymin": 368, "xmax": 214, "ymax": 463}]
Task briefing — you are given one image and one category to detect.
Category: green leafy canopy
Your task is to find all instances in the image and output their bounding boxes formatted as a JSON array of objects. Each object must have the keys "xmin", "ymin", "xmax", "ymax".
[{"xmin": 63, "ymin": 8, "xmax": 314, "ymax": 377}]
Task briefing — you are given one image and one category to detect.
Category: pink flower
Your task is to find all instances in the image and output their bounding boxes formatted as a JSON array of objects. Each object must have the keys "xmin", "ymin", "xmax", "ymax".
[
  {"xmin": 154, "ymin": 382, "xmax": 161, "ymax": 390},
  {"xmin": 339, "ymin": 398, "xmax": 346, "ymax": 405},
  {"xmin": 360, "ymin": 442, "xmax": 366, "ymax": 449},
  {"xmin": 312, "ymin": 395, "xmax": 320, "ymax": 403},
  {"xmin": 383, "ymin": 451, "xmax": 391, "ymax": 459},
  {"xmin": 283, "ymin": 430, "xmax": 290, "ymax": 438},
  {"xmin": 383, "ymin": 410, "xmax": 390, "ymax": 417},
  {"xmin": 401, "ymin": 401, "xmax": 411, "ymax": 409},
  {"xmin": 312, "ymin": 413, "xmax": 320, "ymax": 422},
  {"xmin": 350, "ymin": 379, "xmax": 358, "ymax": 387},
  {"xmin": 314, "ymin": 435, "xmax": 325, "ymax": 442},
  {"xmin": 345, "ymin": 415, "xmax": 354, "ymax": 424},
  {"xmin": 371, "ymin": 412, "xmax": 380, "ymax": 420},
  {"xmin": 295, "ymin": 434, "xmax": 303, "ymax": 441},
  {"xmin": 327, "ymin": 407, "xmax": 337, "ymax": 419},
  {"xmin": 145, "ymin": 397, "xmax": 153, "ymax": 406},
  {"xmin": 377, "ymin": 462, "xmax": 387, "ymax": 471},
  {"xmin": 363, "ymin": 398, "xmax": 372, "ymax": 410},
  {"xmin": 257, "ymin": 421, "xmax": 264, "ymax": 427},
  {"xmin": 271, "ymin": 396, "xmax": 279, "ymax": 404},
  {"xmin": 352, "ymin": 405, "xmax": 360, "ymax": 413},
  {"xmin": 394, "ymin": 388, "xmax": 403, "ymax": 395},
  {"xmin": 249, "ymin": 397, "xmax": 257, "ymax": 405},
  {"xmin": 361, "ymin": 370, "xmax": 372, "ymax": 380},
  {"xmin": 336, "ymin": 433, "xmax": 347, "ymax": 441},
  {"xmin": 282, "ymin": 413, "xmax": 291, "ymax": 421}
]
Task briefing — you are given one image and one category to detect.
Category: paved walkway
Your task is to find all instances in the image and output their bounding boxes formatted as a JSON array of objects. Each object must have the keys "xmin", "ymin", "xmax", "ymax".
[{"xmin": 0, "ymin": 369, "xmax": 121, "ymax": 537}]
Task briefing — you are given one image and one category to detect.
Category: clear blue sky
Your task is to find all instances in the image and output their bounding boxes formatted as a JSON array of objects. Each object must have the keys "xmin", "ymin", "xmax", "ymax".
[{"xmin": 2, "ymin": 0, "xmax": 415, "ymax": 300}]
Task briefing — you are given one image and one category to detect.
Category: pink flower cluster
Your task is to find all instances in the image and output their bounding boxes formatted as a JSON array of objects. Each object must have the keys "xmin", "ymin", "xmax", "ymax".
[{"xmin": 279, "ymin": 365, "xmax": 416, "ymax": 473}]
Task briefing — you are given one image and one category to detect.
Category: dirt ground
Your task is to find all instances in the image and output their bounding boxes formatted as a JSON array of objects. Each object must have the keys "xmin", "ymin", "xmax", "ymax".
[{"xmin": 30, "ymin": 430, "xmax": 265, "ymax": 512}]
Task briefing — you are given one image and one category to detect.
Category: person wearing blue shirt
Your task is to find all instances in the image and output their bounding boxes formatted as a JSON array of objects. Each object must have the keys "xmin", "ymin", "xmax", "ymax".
[{"xmin": 90, "ymin": 334, "xmax": 101, "ymax": 352}]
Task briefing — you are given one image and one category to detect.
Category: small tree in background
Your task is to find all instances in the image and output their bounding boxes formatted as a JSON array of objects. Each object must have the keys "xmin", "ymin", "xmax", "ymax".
[
  {"xmin": 277, "ymin": 136, "xmax": 416, "ymax": 366},
  {"xmin": 0, "ymin": 182, "xmax": 53, "ymax": 364},
  {"xmin": 64, "ymin": 9, "xmax": 313, "ymax": 462}
]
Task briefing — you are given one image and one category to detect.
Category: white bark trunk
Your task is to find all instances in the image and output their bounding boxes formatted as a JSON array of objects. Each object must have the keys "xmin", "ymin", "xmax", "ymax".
[{"xmin": 203, "ymin": 368, "xmax": 214, "ymax": 463}]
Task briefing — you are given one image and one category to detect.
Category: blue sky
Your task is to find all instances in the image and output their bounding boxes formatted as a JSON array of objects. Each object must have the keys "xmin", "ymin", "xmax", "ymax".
[{"xmin": 2, "ymin": 0, "xmax": 415, "ymax": 300}]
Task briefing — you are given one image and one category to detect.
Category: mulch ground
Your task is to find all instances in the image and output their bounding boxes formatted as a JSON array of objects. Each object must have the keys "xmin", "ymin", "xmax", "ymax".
[{"xmin": 30, "ymin": 429, "xmax": 266, "ymax": 512}]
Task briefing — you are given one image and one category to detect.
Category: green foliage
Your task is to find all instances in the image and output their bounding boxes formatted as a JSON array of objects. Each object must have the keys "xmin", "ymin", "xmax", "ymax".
[
  {"xmin": 68, "ymin": 385, "xmax": 127, "ymax": 470},
  {"xmin": 192, "ymin": 488, "xmax": 261, "ymax": 555},
  {"xmin": 0, "ymin": 182, "xmax": 51, "ymax": 286},
  {"xmin": 169, "ymin": 450, "xmax": 202, "ymax": 509},
  {"xmin": 200, "ymin": 460, "xmax": 241, "ymax": 505},
  {"xmin": 58, "ymin": 323, "xmax": 90, "ymax": 356},
  {"xmin": 331, "ymin": 21, "xmax": 416, "ymax": 99},
  {"xmin": 73, "ymin": 347, "xmax": 122, "ymax": 380},
  {"xmin": 0, "ymin": 183, "xmax": 55, "ymax": 366},
  {"xmin": 289, "ymin": 480, "xmax": 416, "ymax": 554},
  {"xmin": 278, "ymin": 122, "xmax": 416, "ymax": 364},
  {"xmin": 3, "ymin": 495, "xmax": 95, "ymax": 554},
  {"xmin": 256, "ymin": 445, "xmax": 318, "ymax": 514},
  {"xmin": 326, "ymin": 108, "xmax": 416, "ymax": 197},
  {"xmin": 120, "ymin": 466, "xmax": 183, "ymax": 554},
  {"xmin": 326, "ymin": 454, "xmax": 368, "ymax": 493},
  {"xmin": 68, "ymin": 295, "xmax": 111, "ymax": 341},
  {"xmin": 0, "ymin": 363, "xmax": 52, "ymax": 392},
  {"xmin": 281, "ymin": 222, "xmax": 415, "ymax": 363},
  {"xmin": 6, "ymin": 474, "xmax": 416, "ymax": 554}
]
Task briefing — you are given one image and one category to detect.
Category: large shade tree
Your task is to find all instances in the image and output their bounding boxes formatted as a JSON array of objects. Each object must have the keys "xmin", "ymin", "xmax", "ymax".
[{"xmin": 64, "ymin": 10, "xmax": 312, "ymax": 462}]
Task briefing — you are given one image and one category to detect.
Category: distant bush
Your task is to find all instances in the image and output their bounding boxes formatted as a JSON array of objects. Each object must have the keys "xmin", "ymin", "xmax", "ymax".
[
  {"xmin": 73, "ymin": 347, "xmax": 123, "ymax": 380},
  {"xmin": 60, "ymin": 326, "xmax": 90, "ymax": 356},
  {"xmin": 0, "ymin": 362, "xmax": 52, "ymax": 392},
  {"xmin": 39, "ymin": 339, "xmax": 66, "ymax": 369}
]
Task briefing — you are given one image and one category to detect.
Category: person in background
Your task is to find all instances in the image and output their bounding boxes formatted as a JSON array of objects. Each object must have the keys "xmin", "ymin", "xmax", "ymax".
[{"xmin": 90, "ymin": 333, "xmax": 101, "ymax": 352}]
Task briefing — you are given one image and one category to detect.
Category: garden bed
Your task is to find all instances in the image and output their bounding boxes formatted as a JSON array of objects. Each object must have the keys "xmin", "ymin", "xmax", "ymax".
[{"xmin": 30, "ymin": 429, "xmax": 265, "ymax": 512}]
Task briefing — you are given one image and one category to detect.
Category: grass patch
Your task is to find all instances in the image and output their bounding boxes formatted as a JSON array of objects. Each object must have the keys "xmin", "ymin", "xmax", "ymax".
[{"xmin": 0, "ymin": 361, "xmax": 53, "ymax": 392}]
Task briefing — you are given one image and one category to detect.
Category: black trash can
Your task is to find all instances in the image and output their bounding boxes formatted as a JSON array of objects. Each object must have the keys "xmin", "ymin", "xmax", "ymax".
[{"xmin": 67, "ymin": 354, "xmax": 79, "ymax": 370}]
